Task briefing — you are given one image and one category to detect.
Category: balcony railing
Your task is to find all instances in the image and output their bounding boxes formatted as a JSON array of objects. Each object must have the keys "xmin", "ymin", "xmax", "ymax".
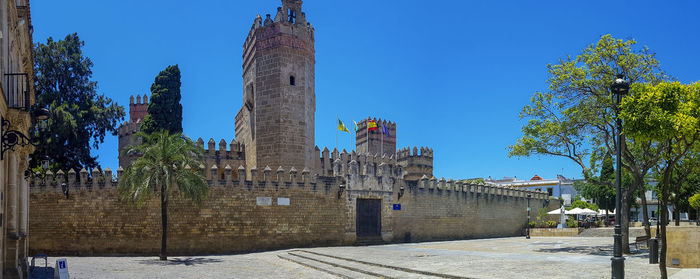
[{"xmin": 3, "ymin": 73, "xmax": 31, "ymax": 110}]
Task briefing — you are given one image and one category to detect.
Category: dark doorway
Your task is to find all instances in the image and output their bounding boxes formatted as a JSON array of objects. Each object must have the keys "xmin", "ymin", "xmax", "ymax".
[{"xmin": 356, "ymin": 199, "xmax": 381, "ymax": 236}]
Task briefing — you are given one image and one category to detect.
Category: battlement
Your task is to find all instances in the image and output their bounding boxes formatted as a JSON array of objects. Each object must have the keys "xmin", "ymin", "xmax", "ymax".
[
  {"xmin": 315, "ymin": 146, "xmax": 401, "ymax": 178},
  {"xmin": 242, "ymin": 1, "xmax": 315, "ymax": 77},
  {"xmin": 409, "ymin": 175, "xmax": 548, "ymax": 200},
  {"xmin": 28, "ymin": 164, "xmax": 341, "ymax": 196},
  {"xmin": 28, "ymin": 165, "xmax": 549, "ymax": 202},
  {"xmin": 128, "ymin": 94, "xmax": 149, "ymax": 123},
  {"xmin": 195, "ymin": 137, "xmax": 245, "ymax": 155},
  {"xmin": 396, "ymin": 146, "xmax": 434, "ymax": 159},
  {"xmin": 396, "ymin": 146, "xmax": 434, "ymax": 181}
]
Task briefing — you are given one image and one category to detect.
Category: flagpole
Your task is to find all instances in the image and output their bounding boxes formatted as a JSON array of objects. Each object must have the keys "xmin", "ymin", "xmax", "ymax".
[
  {"xmin": 336, "ymin": 115, "xmax": 338, "ymax": 152},
  {"xmin": 381, "ymin": 124, "xmax": 384, "ymax": 157},
  {"xmin": 348, "ymin": 118, "xmax": 351, "ymax": 152}
]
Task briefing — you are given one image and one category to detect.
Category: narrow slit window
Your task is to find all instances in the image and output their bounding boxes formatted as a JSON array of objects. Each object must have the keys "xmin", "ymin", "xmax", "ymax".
[{"xmin": 290, "ymin": 75, "xmax": 296, "ymax": 86}]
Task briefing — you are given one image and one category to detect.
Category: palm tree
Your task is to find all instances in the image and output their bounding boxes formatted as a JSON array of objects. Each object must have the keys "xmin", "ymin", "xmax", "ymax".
[{"xmin": 118, "ymin": 130, "xmax": 208, "ymax": 260}]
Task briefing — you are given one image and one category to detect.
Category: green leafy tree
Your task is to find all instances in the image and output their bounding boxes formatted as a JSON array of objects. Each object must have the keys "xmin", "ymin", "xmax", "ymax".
[
  {"xmin": 32, "ymin": 33, "xmax": 125, "ymax": 171},
  {"xmin": 141, "ymin": 65, "xmax": 183, "ymax": 134},
  {"xmin": 575, "ymin": 153, "xmax": 615, "ymax": 212},
  {"xmin": 620, "ymin": 81, "xmax": 700, "ymax": 278},
  {"xmin": 509, "ymin": 35, "xmax": 668, "ymax": 250},
  {"xmin": 689, "ymin": 193, "xmax": 700, "ymax": 222},
  {"xmin": 668, "ymin": 153, "xmax": 700, "ymax": 224},
  {"xmin": 118, "ymin": 131, "xmax": 208, "ymax": 261}
]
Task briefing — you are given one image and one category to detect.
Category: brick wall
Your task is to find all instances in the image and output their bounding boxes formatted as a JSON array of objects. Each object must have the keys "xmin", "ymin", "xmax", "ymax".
[
  {"xmin": 28, "ymin": 163, "xmax": 550, "ymax": 256},
  {"xmin": 29, "ymin": 182, "xmax": 348, "ymax": 256},
  {"xmin": 392, "ymin": 181, "xmax": 547, "ymax": 242}
]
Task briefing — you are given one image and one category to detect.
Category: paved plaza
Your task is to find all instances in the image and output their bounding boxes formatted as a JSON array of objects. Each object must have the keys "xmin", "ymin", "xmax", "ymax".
[{"xmin": 36, "ymin": 237, "xmax": 699, "ymax": 278}]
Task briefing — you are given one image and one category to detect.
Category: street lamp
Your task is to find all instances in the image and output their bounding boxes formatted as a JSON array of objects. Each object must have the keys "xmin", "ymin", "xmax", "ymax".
[
  {"xmin": 610, "ymin": 74, "xmax": 629, "ymax": 279},
  {"xmin": 526, "ymin": 193, "xmax": 531, "ymax": 239},
  {"xmin": 1, "ymin": 107, "xmax": 52, "ymax": 160}
]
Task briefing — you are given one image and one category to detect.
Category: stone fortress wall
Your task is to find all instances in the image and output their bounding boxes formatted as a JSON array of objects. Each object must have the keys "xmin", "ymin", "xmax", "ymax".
[
  {"xmin": 28, "ymin": 156, "xmax": 548, "ymax": 255},
  {"xmin": 29, "ymin": 0, "xmax": 551, "ymax": 256}
]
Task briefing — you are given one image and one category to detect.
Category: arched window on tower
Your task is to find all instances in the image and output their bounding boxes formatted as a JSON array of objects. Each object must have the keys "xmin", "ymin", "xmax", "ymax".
[{"xmin": 289, "ymin": 75, "xmax": 296, "ymax": 86}]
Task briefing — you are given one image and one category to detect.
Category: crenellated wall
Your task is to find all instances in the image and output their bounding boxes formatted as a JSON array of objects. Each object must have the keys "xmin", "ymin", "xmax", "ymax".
[
  {"xmin": 29, "ymin": 166, "xmax": 347, "ymax": 256},
  {"xmin": 392, "ymin": 176, "xmax": 549, "ymax": 242},
  {"xmin": 28, "ymin": 162, "xmax": 549, "ymax": 256},
  {"xmin": 396, "ymin": 146, "xmax": 434, "ymax": 181}
]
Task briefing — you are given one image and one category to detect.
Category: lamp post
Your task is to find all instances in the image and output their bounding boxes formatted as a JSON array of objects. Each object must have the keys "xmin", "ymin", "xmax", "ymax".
[
  {"xmin": 526, "ymin": 193, "xmax": 531, "ymax": 239},
  {"xmin": 611, "ymin": 74, "xmax": 629, "ymax": 279},
  {"xmin": 1, "ymin": 107, "xmax": 51, "ymax": 160}
]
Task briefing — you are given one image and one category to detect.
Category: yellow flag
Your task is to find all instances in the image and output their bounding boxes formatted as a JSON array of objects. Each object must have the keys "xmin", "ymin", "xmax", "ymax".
[{"xmin": 338, "ymin": 118, "xmax": 349, "ymax": 133}]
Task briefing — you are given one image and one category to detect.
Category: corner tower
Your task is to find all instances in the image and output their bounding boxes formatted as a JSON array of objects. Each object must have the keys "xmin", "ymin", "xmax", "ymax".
[{"xmin": 235, "ymin": 0, "xmax": 316, "ymax": 173}]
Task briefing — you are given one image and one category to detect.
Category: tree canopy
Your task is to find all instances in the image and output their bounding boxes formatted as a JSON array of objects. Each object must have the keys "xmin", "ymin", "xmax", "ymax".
[
  {"xmin": 619, "ymin": 81, "xmax": 700, "ymax": 278},
  {"xmin": 509, "ymin": 34, "xmax": 670, "ymax": 249},
  {"xmin": 33, "ymin": 33, "xmax": 125, "ymax": 171},
  {"xmin": 141, "ymin": 65, "xmax": 183, "ymax": 134}
]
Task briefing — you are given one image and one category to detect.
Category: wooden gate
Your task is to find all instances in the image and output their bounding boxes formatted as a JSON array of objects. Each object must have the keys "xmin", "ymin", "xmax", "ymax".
[{"xmin": 356, "ymin": 199, "xmax": 381, "ymax": 236}]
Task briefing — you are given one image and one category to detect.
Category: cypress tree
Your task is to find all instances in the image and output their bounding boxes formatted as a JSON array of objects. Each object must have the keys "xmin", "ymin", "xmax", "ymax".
[{"xmin": 142, "ymin": 65, "xmax": 183, "ymax": 134}]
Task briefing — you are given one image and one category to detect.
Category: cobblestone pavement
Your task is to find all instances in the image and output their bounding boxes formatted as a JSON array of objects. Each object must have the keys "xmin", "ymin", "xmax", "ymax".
[{"xmin": 37, "ymin": 237, "xmax": 699, "ymax": 279}]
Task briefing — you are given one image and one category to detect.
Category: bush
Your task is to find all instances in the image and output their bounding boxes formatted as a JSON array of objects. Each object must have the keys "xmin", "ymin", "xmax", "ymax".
[
  {"xmin": 566, "ymin": 216, "xmax": 578, "ymax": 228},
  {"xmin": 528, "ymin": 221, "xmax": 536, "ymax": 228},
  {"xmin": 546, "ymin": 221, "xmax": 557, "ymax": 228}
]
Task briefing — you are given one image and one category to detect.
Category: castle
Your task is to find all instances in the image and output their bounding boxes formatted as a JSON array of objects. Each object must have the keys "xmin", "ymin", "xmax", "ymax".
[
  {"xmin": 119, "ymin": 93, "xmax": 433, "ymax": 184},
  {"xmin": 30, "ymin": 0, "xmax": 550, "ymax": 256},
  {"xmin": 117, "ymin": 0, "xmax": 434, "ymax": 184}
]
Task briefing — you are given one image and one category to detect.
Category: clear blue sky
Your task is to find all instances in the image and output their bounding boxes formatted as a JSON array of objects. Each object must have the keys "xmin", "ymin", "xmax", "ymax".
[{"xmin": 30, "ymin": 0, "xmax": 700, "ymax": 180}]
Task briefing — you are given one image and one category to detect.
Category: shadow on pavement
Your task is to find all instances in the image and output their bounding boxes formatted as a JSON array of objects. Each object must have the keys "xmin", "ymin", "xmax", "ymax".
[
  {"xmin": 136, "ymin": 257, "xmax": 223, "ymax": 266},
  {"xmin": 535, "ymin": 245, "xmax": 649, "ymax": 259}
]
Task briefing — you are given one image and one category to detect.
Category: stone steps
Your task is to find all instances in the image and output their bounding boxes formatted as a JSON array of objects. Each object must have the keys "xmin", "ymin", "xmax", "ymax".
[
  {"xmin": 279, "ymin": 250, "xmax": 469, "ymax": 279},
  {"xmin": 354, "ymin": 236, "xmax": 385, "ymax": 246}
]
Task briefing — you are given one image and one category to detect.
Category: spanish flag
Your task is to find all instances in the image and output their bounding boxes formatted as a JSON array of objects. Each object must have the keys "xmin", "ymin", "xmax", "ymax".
[
  {"xmin": 338, "ymin": 118, "xmax": 349, "ymax": 133},
  {"xmin": 367, "ymin": 120, "xmax": 378, "ymax": 131}
]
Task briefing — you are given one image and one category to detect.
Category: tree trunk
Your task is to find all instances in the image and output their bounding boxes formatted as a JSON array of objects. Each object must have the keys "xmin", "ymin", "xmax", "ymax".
[
  {"xmin": 160, "ymin": 184, "xmax": 168, "ymax": 261},
  {"xmin": 640, "ymin": 189, "xmax": 651, "ymax": 237},
  {"xmin": 621, "ymin": 188, "xmax": 632, "ymax": 253},
  {"xmin": 673, "ymin": 201, "xmax": 680, "ymax": 226},
  {"xmin": 660, "ymin": 195, "xmax": 668, "ymax": 279}
]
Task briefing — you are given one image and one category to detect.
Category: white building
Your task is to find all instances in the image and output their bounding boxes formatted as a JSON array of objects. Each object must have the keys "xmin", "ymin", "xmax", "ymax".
[{"xmin": 485, "ymin": 174, "xmax": 581, "ymax": 206}]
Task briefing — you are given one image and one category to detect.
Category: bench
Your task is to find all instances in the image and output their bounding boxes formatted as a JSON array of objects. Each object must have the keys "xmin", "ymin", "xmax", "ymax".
[{"xmin": 630, "ymin": 235, "xmax": 650, "ymax": 252}]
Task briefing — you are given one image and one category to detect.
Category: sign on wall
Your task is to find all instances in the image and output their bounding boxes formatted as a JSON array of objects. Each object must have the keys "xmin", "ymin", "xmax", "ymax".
[
  {"xmin": 256, "ymin": 197, "xmax": 272, "ymax": 206},
  {"xmin": 393, "ymin": 204, "xmax": 401, "ymax": 210},
  {"xmin": 277, "ymin": 197, "xmax": 290, "ymax": 206}
]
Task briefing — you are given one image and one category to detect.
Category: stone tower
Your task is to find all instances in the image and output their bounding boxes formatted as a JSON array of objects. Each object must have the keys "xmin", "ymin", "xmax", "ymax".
[
  {"xmin": 117, "ymin": 94, "xmax": 149, "ymax": 168},
  {"xmin": 356, "ymin": 118, "xmax": 397, "ymax": 157},
  {"xmin": 235, "ymin": 0, "xmax": 316, "ymax": 174}
]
